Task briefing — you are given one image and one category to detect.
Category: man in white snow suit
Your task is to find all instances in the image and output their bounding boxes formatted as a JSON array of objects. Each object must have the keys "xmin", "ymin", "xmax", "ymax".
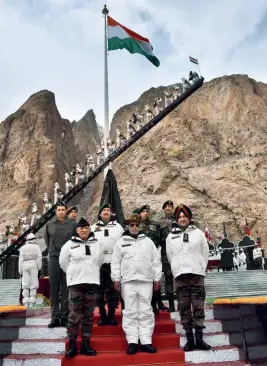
[
  {"xmin": 111, "ymin": 214, "xmax": 162, "ymax": 355},
  {"xmin": 253, "ymin": 242, "xmax": 263, "ymax": 270},
  {"xmin": 19, "ymin": 233, "xmax": 42, "ymax": 308},
  {"xmin": 238, "ymin": 248, "xmax": 247, "ymax": 271},
  {"xmin": 166, "ymin": 204, "xmax": 211, "ymax": 352},
  {"xmin": 91, "ymin": 203, "xmax": 124, "ymax": 325},
  {"xmin": 59, "ymin": 218, "xmax": 104, "ymax": 359}
]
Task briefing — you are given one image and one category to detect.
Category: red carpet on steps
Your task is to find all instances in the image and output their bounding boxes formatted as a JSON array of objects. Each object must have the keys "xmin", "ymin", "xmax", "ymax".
[{"xmin": 62, "ymin": 308, "xmax": 185, "ymax": 366}]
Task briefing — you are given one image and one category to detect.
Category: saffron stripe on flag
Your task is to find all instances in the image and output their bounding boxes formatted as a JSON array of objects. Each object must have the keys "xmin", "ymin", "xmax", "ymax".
[{"xmin": 189, "ymin": 56, "xmax": 198, "ymax": 65}]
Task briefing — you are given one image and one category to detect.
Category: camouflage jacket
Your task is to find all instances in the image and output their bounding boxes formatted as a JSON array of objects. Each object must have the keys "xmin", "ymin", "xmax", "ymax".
[
  {"xmin": 157, "ymin": 214, "xmax": 174, "ymax": 257},
  {"xmin": 140, "ymin": 219, "xmax": 161, "ymax": 248}
]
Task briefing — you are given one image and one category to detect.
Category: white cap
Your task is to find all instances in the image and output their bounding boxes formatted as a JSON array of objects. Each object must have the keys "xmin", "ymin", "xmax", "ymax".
[{"xmin": 26, "ymin": 233, "xmax": 36, "ymax": 241}]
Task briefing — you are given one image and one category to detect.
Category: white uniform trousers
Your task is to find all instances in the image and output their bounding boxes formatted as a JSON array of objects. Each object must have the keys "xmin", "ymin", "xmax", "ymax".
[
  {"xmin": 21, "ymin": 260, "xmax": 39, "ymax": 305},
  {"xmin": 121, "ymin": 280, "xmax": 154, "ymax": 345}
]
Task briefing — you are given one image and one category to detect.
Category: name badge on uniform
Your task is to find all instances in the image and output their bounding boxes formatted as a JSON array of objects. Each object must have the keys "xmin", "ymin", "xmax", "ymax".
[
  {"xmin": 122, "ymin": 244, "xmax": 131, "ymax": 247},
  {"xmin": 183, "ymin": 233, "xmax": 189, "ymax": 243},
  {"xmin": 71, "ymin": 245, "xmax": 80, "ymax": 249}
]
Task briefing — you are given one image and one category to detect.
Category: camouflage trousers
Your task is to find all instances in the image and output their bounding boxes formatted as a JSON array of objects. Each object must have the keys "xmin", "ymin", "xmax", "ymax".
[
  {"xmin": 162, "ymin": 259, "xmax": 174, "ymax": 295},
  {"xmin": 67, "ymin": 283, "xmax": 98, "ymax": 340},
  {"xmin": 97, "ymin": 263, "xmax": 119, "ymax": 309},
  {"xmin": 175, "ymin": 274, "xmax": 206, "ymax": 331}
]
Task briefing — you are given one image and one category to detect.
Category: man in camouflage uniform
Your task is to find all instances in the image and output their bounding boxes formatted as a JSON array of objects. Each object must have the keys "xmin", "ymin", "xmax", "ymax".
[
  {"xmin": 139, "ymin": 205, "xmax": 168, "ymax": 314},
  {"xmin": 166, "ymin": 204, "xmax": 211, "ymax": 352},
  {"xmin": 157, "ymin": 200, "xmax": 175, "ymax": 312}
]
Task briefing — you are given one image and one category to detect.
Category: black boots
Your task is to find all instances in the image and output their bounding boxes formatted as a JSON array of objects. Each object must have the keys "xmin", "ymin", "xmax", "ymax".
[
  {"xmin": 184, "ymin": 329, "xmax": 211, "ymax": 352},
  {"xmin": 127, "ymin": 343, "xmax": 138, "ymax": 355},
  {"xmin": 183, "ymin": 331, "xmax": 195, "ymax": 352},
  {"xmin": 65, "ymin": 340, "xmax": 78, "ymax": 359},
  {"xmin": 98, "ymin": 305, "xmax": 118, "ymax": 326},
  {"xmin": 60, "ymin": 318, "xmax": 68, "ymax": 327},
  {"xmin": 98, "ymin": 305, "xmax": 109, "ymax": 326},
  {"xmin": 80, "ymin": 340, "xmax": 97, "ymax": 356},
  {"xmin": 167, "ymin": 294, "xmax": 175, "ymax": 312},
  {"xmin": 48, "ymin": 319, "xmax": 60, "ymax": 328},
  {"xmin": 155, "ymin": 289, "xmax": 169, "ymax": 312},
  {"xmin": 157, "ymin": 300, "xmax": 169, "ymax": 312},
  {"xmin": 141, "ymin": 344, "xmax": 157, "ymax": 353},
  {"xmin": 195, "ymin": 329, "xmax": 211, "ymax": 351},
  {"xmin": 107, "ymin": 305, "xmax": 118, "ymax": 326},
  {"xmin": 151, "ymin": 297, "xmax": 159, "ymax": 314}
]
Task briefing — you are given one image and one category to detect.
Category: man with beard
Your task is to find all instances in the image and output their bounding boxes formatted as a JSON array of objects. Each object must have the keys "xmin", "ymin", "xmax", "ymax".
[
  {"xmin": 111, "ymin": 214, "xmax": 162, "ymax": 355},
  {"xmin": 91, "ymin": 204, "xmax": 124, "ymax": 326},
  {"xmin": 44, "ymin": 202, "xmax": 76, "ymax": 328},
  {"xmin": 66, "ymin": 206, "xmax": 78, "ymax": 222},
  {"xmin": 156, "ymin": 200, "xmax": 175, "ymax": 312},
  {"xmin": 139, "ymin": 205, "xmax": 168, "ymax": 314},
  {"xmin": 59, "ymin": 218, "xmax": 103, "ymax": 359},
  {"xmin": 166, "ymin": 204, "xmax": 210, "ymax": 352}
]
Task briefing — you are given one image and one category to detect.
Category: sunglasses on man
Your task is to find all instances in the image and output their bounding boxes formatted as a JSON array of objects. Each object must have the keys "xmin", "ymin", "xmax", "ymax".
[{"xmin": 129, "ymin": 223, "xmax": 140, "ymax": 227}]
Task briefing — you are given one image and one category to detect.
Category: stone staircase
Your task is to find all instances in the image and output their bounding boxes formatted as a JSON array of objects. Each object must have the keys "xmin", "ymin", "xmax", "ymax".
[
  {"xmin": 172, "ymin": 304, "xmax": 267, "ymax": 364},
  {"xmin": 205, "ymin": 270, "xmax": 267, "ymax": 298},
  {"xmin": 1, "ymin": 303, "xmax": 266, "ymax": 365},
  {"xmin": 0, "ymin": 279, "xmax": 21, "ymax": 306}
]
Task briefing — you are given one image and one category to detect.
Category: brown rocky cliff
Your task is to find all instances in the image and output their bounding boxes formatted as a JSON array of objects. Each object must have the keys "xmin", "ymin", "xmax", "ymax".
[
  {"xmin": 72, "ymin": 109, "xmax": 100, "ymax": 163},
  {"xmin": 90, "ymin": 74, "xmax": 267, "ymax": 250},
  {"xmin": 0, "ymin": 90, "xmax": 77, "ymax": 224},
  {"xmin": 72, "ymin": 109, "xmax": 102, "ymax": 218}
]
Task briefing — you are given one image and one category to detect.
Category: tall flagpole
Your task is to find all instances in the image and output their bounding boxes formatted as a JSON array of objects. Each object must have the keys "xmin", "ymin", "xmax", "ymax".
[
  {"xmin": 197, "ymin": 62, "xmax": 202, "ymax": 77},
  {"xmin": 102, "ymin": 4, "xmax": 110, "ymax": 176}
]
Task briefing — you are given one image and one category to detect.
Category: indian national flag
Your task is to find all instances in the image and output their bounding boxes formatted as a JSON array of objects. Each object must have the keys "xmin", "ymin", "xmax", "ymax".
[
  {"xmin": 107, "ymin": 16, "xmax": 160, "ymax": 67},
  {"xmin": 189, "ymin": 56, "xmax": 198, "ymax": 65}
]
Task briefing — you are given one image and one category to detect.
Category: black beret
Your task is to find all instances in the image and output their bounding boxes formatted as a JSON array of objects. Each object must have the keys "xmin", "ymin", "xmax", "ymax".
[
  {"xmin": 76, "ymin": 217, "xmax": 90, "ymax": 228},
  {"xmin": 162, "ymin": 200, "xmax": 174, "ymax": 209},
  {"xmin": 139, "ymin": 205, "xmax": 150, "ymax": 213},
  {"xmin": 66, "ymin": 206, "xmax": 78, "ymax": 215},
  {"xmin": 98, "ymin": 203, "xmax": 112, "ymax": 214}
]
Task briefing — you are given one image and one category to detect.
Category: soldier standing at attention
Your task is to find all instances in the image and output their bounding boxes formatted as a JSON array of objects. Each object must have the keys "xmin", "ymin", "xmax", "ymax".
[
  {"xmin": 44, "ymin": 202, "xmax": 76, "ymax": 328},
  {"xmin": 91, "ymin": 204, "xmax": 124, "ymax": 326},
  {"xmin": 139, "ymin": 205, "xmax": 168, "ymax": 314},
  {"xmin": 156, "ymin": 200, "xmax": 175, "ymax": 312},
  {"xmin": 59, "ymin": 218, "xmax": 103, "ymax": 359},
  {"xmin": 166, "ymin": 204, "xmax": 211, "ymax": 352}
]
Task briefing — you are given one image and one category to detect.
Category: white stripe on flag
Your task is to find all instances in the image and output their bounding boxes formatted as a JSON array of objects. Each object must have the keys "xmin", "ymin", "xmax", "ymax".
[{"xmin": 189, "ymin": 56, "xmax": 198, "ymax": 64}]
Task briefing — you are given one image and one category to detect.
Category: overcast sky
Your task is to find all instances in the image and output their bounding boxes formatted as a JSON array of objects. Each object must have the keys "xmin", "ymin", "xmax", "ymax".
[{"xmin": 1, "ymin": 0, "xmax": 267, "ymax": 125}]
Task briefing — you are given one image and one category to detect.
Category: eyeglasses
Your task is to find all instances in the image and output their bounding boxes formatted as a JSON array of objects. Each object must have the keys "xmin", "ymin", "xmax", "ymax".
[{"xmin": 129, "ymin": 223, "xmax": 140, "ymax": 227}]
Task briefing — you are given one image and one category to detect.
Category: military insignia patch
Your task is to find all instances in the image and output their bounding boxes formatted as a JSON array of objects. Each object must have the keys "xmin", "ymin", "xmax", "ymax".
[{"xmin": 95, "ymin": 226, "xmax": 101, "ymax": 231}]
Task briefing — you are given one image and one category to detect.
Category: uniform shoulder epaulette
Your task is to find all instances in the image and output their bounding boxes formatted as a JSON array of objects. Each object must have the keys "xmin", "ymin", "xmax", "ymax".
[
  {"xmin": 122, "ymin": 236, "xmax": 135, "ymax": 242},
  {"xmin": 71, "ymin": 236, "xmax": 83, "ymax": 243},
  {"xmin": 137, "ymin": 233, "xmax": 146, "ymax": 240}
]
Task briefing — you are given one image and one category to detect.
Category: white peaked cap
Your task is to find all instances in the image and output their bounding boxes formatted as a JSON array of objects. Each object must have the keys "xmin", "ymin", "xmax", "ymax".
[{"xmin": 26, "ymin": 233, "xmax": 36, "ymax": 241}]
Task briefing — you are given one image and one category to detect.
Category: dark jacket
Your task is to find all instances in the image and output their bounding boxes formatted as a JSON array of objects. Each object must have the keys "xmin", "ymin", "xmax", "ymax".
[{"xmin": 44, "ymin": 216, "xmax": 76, "ymax": 257}]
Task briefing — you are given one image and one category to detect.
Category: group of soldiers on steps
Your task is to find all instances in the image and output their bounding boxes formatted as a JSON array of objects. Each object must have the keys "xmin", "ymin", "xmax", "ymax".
[{"xmin": 19, "ymin": 199, "xmax": 211, "ymax": 359}]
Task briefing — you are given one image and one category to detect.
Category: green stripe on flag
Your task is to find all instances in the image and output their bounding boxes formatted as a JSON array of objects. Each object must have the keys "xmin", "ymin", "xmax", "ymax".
[{"xmin": 108, "ymin": 37, "xmax": 160, "ymax": 67}]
